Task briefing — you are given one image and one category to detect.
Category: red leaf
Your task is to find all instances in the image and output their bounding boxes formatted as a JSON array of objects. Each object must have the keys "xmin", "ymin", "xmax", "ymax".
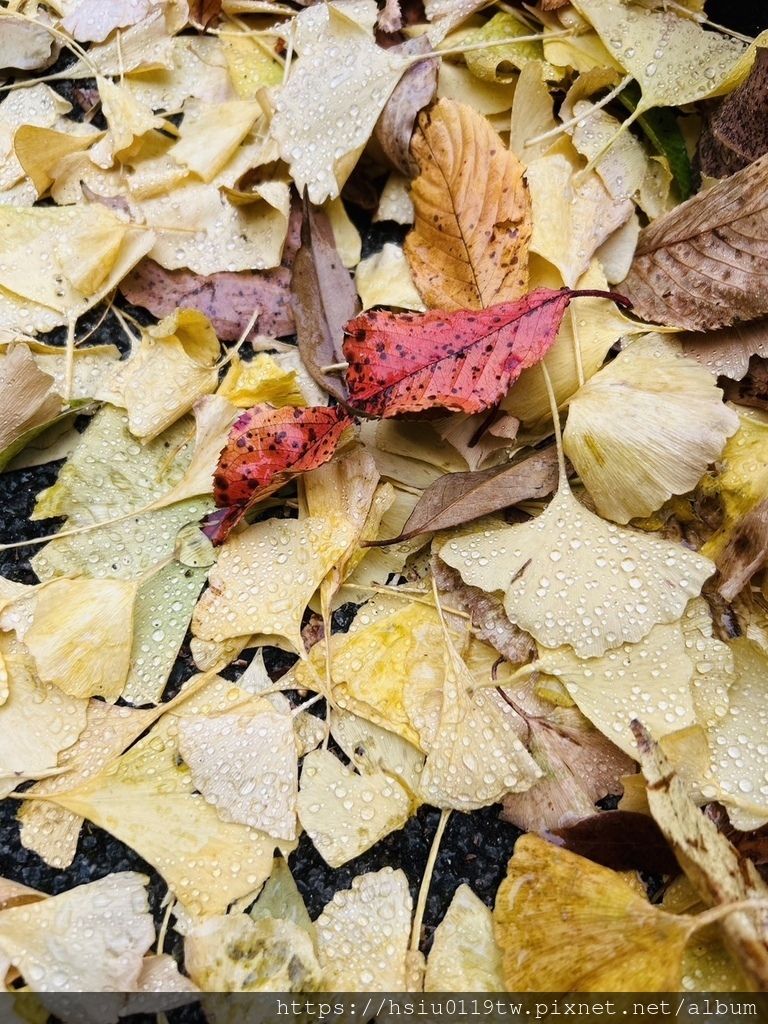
[
  {"xmin": 203, "ymin": 405, "xmax": 352, "ymax": 544},
  {"xmin": 342, "ymin": 287, "xmax": 630, "ymax": 417}
]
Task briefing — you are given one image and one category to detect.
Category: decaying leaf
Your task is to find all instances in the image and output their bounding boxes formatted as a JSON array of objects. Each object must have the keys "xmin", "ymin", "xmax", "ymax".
[
  {"xmin": 404, "ymin": 98, "xmax": 532, "ymax": 311},
  {"xmin": 563, "ymin": 334, "xmax": 739, "ymax": 524},
  {"xmin": 548, "ymin": 811, "xmax": 679, "ymax": 876},
  {"xmin": 494, "ymin": 833, "xmax": 696, "ymax": 990},
  {"xmin": 344, "ymin": 288, "xmax": 626, "ymax": 418},
  {"xmin": 425, "ymin": 884, "xmax": 504, "ymax": 991},
  {"xmin": 0, "ymin": 344, "xmax": 63, "ymax": 471},
  {"xmin": 621, "ymin": 153, "xmax": 768, "ymax": 331},
  {"xmin": 374, "ymin": 37, "xmax": 439, "ymax": 177},
  {"xmin": 698, "ymin": 48, "xmax": 768, "ymax": 178},
  {"xmin": 439, "ymin": 476, "xmax": 714, "ymax": 658},
  {"xmin": 291, "ymin": 199, "xmax": 358, "ymax": 403}
]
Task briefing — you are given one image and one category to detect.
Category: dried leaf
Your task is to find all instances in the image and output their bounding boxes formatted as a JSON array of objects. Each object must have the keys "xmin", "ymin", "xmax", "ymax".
[
  {"xmin": 315, "ymin": 868, "xmax": 412, "ymax": 990},
  {"xmin": 563, "ymin": 335, "xmax": 739, "ymax": 524},
  {"xmin": 61, "ymin": 0, "xmax": 155, "ymax": 42},
  {"xmin": 464, "ymin": 12, "xmax": 558, "ymax": 83},
  {"xmin": 549, "ymin": 811, "xmax": 679, "ymax": 875},
  {"xmin": 425, "ymin": 884, "xmax": 504, "ymax": 992},
  {"xmin": 14, "ymin": 126, "xmax": 99, "ymax": 199},
  {"xmin": 698, "ymin": 48, "xmax": 768, "ymax": 178},
  {"xmin": 189, "ymin": 0, "xmax": 223, "ymax": 31},
  {"xmin": 0, "ymin": 874, "xmax": 154, "ymax": 992},
  {"xmin": 621, "ymin": 153, "xmax": 768, "ymax": 330},
  {"xmin": 494, "ymin": 833, "xmax": 696, "ymax": 991},
  {"xmin": 389, "ymin": 446, "xmax": 559, "ymax": 540},
  {"xmin": 344, "ymin": 288, "xmax": 625, "ymax": 418},
  {"xmin": 404, "ymin": 98, "xmax": 531, "ymax": 310},
  {"xmin": 374, "ymin": 38, "xmax": 438, "ymax": 177},
  {"xmin": 440, "ymin": 478, "xmax": 714, "ymax": 657},
  {"xmin": 0, "ymin": 344, "xmax": 63, "ymax": 471},
  {"xmin": 355, "ymin": 243, "xmax": 426, "ymax": 312},
  {"xmin": 206, "ymin": 404, "xmax": 353, "ymax": 544},
  {"xmin": 0, "ymin": 14, "xmax": 57, "ymax": 70},
  {"xmin": 291, "ymin": 199, "xmax": 358, "ymax": 403}
]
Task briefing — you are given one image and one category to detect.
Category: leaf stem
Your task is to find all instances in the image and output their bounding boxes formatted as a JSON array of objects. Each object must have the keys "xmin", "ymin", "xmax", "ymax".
[
  {"xmin": 407, "ymin": 29, "xmax": 574, "ymax": 65},
  {"xmin": 410, "ymin": 808, "xmax": 451, "ymax": 951},
  {"xmin": 525, "ymin": 74, "xmax": 633, "ymax": 148},
  {"xmin": 574, "ymin": 106, "xmax": 642, "ymax": 186},
  {"xmin": 570, "ymin": 306, "xmax": 585, "ymax": 389},
  {"xmin": 539, "ymin": 360, "xmax": 568, "ymax": 489},
  {"xmin": 688, "ymin": 899, "xmax": 768, "ymax": 935}
]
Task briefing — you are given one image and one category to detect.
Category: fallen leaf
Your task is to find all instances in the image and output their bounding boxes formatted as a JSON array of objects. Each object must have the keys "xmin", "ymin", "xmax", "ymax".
[
  {"xmin": 0, "ymin": 873, "xmax": 154, "ymax": 993},
  {"xmin": 206, "ymin": 404, "xmax": 353, "ymax": 544},
  {"xmin": 425, "ymin": 884, "xmax": 504, "ymax": 992},
  {"xmin": 0, "ymin": 14, "xmax": 57, "ymax": 71},
  {"xmin": 291, "ymin": 198, "xmax": 358, "ymax": 404},
  {"xmin": 315, "ymin": 867, "xmax": 413, "ymax": 990},
  {"xmin": 249, "ymin": 855, "xmax": 314, "ymax": 937},
  {"xmin": 90, "ymin": 76, "xmax": 166, "ymax": 168},
  {"xmin": 61, "ymin": 0, "xmax": 155, "ymax": 42},
  {"xmin": 463, "ymin": 12, "xmax": 558, "ymax": 82},
  {"xmin": 698, "ymin": 48, "xmax": 768, "ymax": 178},
  {"xmin": 13, "ymin": 125, "xmax": 100, "ymax": 199},
  {"xmin": 563, "ymin": 334, "xmax": 739, "ymax": 524},
  {"xmin": 385, "ymin": 446, "xmax": 559, "ymax": 541},
  {"xmin": 355, "ymin": 243, "xmax": 426, "ymax": 312},
  {"xmin": 549, "ymin": 811, "xmax": 679, "ymax": 875},
  {"xmin": 633, "ymin": 722, "xmax": 768, "ymax": 989},
  {"xmin": 722, "ymin": 353, "xmax": 768, "ymax": 413},
  {"xmin": 189, "ymin": 0, "xmax": 222, "ymax": 31},
  {"xmin": 621, "ymin": 153, "xmax": 768, "ymax": 331},
  {"xmin": 343, "ymin": 288, "xmax": 627, "ymax": 418},
  {"xmin": 439, "ymin": 477, "xmax": 714, "ymax": 657},
  {"xmin": 404, "ymin": 98, "xmax": 532, "ymax": 311},
  {"xmin": 0, "ymin": 344, "xmax": 63, "ymax": 472},
  {"xmin": 170, "ymin": 99, "xmax": 261, "ymax": 183},
  {"xmin": 374, "ymin": 38, "xmax": 438, "ymax": 177},
  {"xmin": 493, "ymin": 833, "xmax": 696, "ymax": 990},
  {"xmin": 716, "ymin": 495, "xmax": 768, "ymax": 603}
]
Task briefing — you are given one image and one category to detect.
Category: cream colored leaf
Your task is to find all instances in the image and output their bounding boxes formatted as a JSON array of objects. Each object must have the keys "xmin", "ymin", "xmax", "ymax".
[
  {"xmin": 572, "ymin": 0, "xmax": 746, "ymax": 114},
  {"xmin": 3, "ymin": 340, "xmax": 120, "ymax": 403},
  {"xmin": 65, "ymin": 7, "xmax": 177, "ymax": 77},
  {"xmin": 509, "ymin": 60, "xmax": 558, "ymax": 163},
  {"xmin": 124, "ymin": 36, "xmax": 237, "ymax": 109},
  {"xmin": 0, "ymin": 344, "xmax": 62, "ymax": 470},
  {"xmin": 221, "ymin": 32, "xmax": 283, "ymax": 99},
  {"xmin": 331, "ymin": 709, "xmax": 425, "ymax": 793},
  {"xmin": 425, "ymin": 884, "xmax": 504, "ymax": 992},
  {"xmin": 315, "ymin": 867, "xmax": 412, "ymax": 991},
  {"xmin": 355, "ymin": 243, "xmax": 426, "ymax": 312},
  {"xmin": 374, "ymin": 172, "xmax": 414, "ymax": 225},
  {"xmin": 171, "ymin": 100, "xmax": 262, "ymax": 183},
  {"xmin": 191, "ymin": 515, "xmax": 355, "ymax": 652},
  {"xmin": 0, "ymin": 873, "xmax": 154, "ymax": 992},
  {"xmin": 185, "ymin": 913, "xmax": 322, "ymax": 991},
  {"xmin": 526, "ymin": 146, "xmax": 632, "ymax": 288},
  {"xmin": 269, "ymin": 1, "xmax": 409, "ymax": 203},
  {"xmin": 44, "ymin": 711, "xmax": 276, "ymax": 917},
  {"xmin": 494, "ymin": 833, "xmax": 695, "ymax": 990},
  {"xmin": 0, "ymin": 84, "xmax": 72, "ymax": 192},
  {"xmin": 18, "ymin": 700, "xmax": 158, "ymax": 869},
  {"xmin": 178, "ymin": 707, "xmax": 298, "ymax": 841},
  {"xmin": 404, "ymin": 97, "xmax": 532, "ymax": 311},
  {"xmin": 21, "ymin": 578, "xmax": 136, "ymax": 702},
  {"xmin": 60, "ymin": 0, "xmax": 155, "ymax": 42},
  {"xmin": 297, "ymin": 748, "xmax": 414, "ymax": 867},
  {"xmin": 571, "ymin": 100, "xmax": 650, "ymax": 204},
  {"xmin": 91, "ymin": 76, "xmax": 165, "ymax": 168},
  {"xmin": 249, "ymin": 856, "xmax": 314, "ymax": 939},
  {"xmin": 563, "ymin": 335, "xmax": 739, "ymax": 524},
  {"xmin": 440, "ymin": 479, "xmax": 714, "ymax": 657}
]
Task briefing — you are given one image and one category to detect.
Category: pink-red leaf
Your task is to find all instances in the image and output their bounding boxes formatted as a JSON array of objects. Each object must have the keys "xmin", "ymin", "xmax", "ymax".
[
  {"xmin": 203, "ymin": 404, "xmax": 352, "ymax": 544},
  {"xmin": 342, "ymin": 288, "xmax": 629, "ymax": 417}
]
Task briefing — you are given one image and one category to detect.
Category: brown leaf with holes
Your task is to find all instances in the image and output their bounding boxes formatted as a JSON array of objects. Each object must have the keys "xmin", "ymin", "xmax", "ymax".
[
  {"xmin": 404, "ymin": 98, "xmax": 532, "ymax": 311},
  {"xmin": 291, "ymin": 197, "xmax": 357, "ymax": 403},
  {"xmin": 698, "ymin": 49, "xmax": 768, "ymax": 179},
  {"xmin": 549, "ymin": 811, "xmax": 679, "ymax": 876},
  {"xmin": 682, "ymin": 318, "xmax": 768, "ymax": 378},
  {"xmin": 620, "ymin": 153, "xmax": 768, "ymax": 331}
]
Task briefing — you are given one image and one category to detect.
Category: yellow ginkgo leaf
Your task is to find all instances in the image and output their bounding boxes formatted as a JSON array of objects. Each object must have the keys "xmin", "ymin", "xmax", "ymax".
[
  {"xmin": 191, "ymin": 515, "xmax": 356, "ymax": 652},
  {"xmin": 171, "ymin": 100, "xmax": 262, "ymax": 183},
  {"xmin": 218, "ymin": 353, "xmax": 305, "ymax": 409},
  {"xmin": 425, "ymin": 884, "xmax": 504, "ymax": 992},
  {"xmin": 315, "ymin": 867, "xmax": 412, "ymax": 991},
  {"xmin": 220, "ymin": 33, "xmax": 283, "ymax": 99},
  {"xmin": 20, "ymin": 578, "xmax": 137, "ymax": 702},
  {"xmin": 494, "ymin": 834, "xmax": 696, "ymax": 991},
  {"xmin": 439, "ymin": 477, "xmax": 714, "ymax": 658},
  {"xmin": 91, "ymin": 76, "xmax": 165, "ymax": 168},
  {"xmin": 184, "ymin": 913, "xmax": 322, "ymax": 992},
  {"xmin": 249, "ymin": 855, "xmax": 314, "ymax": 938},
  {"xmin": 13, "ymin": 125, "xmax": 99, "ymax": 198},
  {"xmin": 354, "ymin": 243, "xmax": 426, "ymax": 312},
  {"xmin": 0, "ymin": 873, "xmax": 155, "ymax": 993},
  {"xmin": 563, "ymin": 335, "xmax": 739, "ymax": 524},
  {"xmin": 178, "ymin": 706, "xmax": 299, "ymax": 841}
]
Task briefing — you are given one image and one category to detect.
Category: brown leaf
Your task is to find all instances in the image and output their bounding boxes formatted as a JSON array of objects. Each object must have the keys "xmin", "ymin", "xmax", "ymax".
[
  {"xmin": 698, "ymin": 49, "xmax": 768, "ymax": 179},
  {"xmin": 384, "ymin": 446, "xmax": 559, "ymax": 541},
  {"xmin": 404, "ymin": 98, "xmax": 532, "ymax": 311},
  {"xmin": 189, "ymin": 0, "xmax": 222, "ymax": 30},
  {"xmin": 682, "ymin": 317, "xmax": 768, "ymax": 378},
  {"xmin": 620, "ymin": 153, "xmax": 768, "ymax": 331},
  {"xmin": 549, "ymin": 811, "xmax": 679, "ymax": 876},
  {"xmin": 432, "ymin": 558, "xmax": 535, "ymax": 664},
  {"xmin": 291, "ymin": 196, "xmax": 358, "ymax": 404},
  {"xmin": 374, "ymin": 38, "xmax": 438, "ymax": 177},
  {"xmin": 722, "ymin": 354, "xmax": 768, "ymax": 410},
  {"xmin": 716, "ymin": 495, "xmax": 768, "ymax": 602}
]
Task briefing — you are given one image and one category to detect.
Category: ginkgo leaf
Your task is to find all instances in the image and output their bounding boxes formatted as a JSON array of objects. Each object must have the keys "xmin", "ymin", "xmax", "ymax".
[
  {"xmin": 297, "ymin": 747, "xmax": 415, "ymax": 867},
  {"xmin": 404, "ymin": 98, "xmax": 532, "ymax": 311},
  {"xmin": 192, "ymin": 514, "xmax": 355, "ymax": 651},
  {"xmin": 20, "ymin": 578, "xmax": 136, "ymax": 702},
  {"xmin": 90, "ymin": 76, "xmax": 166, "ymax": 168},
  {"xmin": 343, "ymin": 287, "xmax": 627, "ymax": 418},
  {"xmin": 425, "ymin": 884, "xmax": 504, "ymax": 992},
  {"xmin": 249, "ymin": 856, "xmax": 314, "ymax": 938},
  {"xmin": 563, "ymin": 334, "xmax": 740, "ymax": 524},
  {"xmin": 355, "ymin": 243, "xmax": 426, "ymax": 312},
  {"xmin": 315, "ymin": 867, "xmax": 412, "ymax": 991},
  {"xmin": 0, "ymin": 83, "xmax": 73, "ymax": 192},
  {"xmin": 184, "ymin": 913, "xmax": 322, "ymax": 991},
  {"xmin": 463, "ymin": 12, "xmax": 558, "ymax": 83},
  {"xmin": 218, "ymin": 353, "xmax": 305, "ymax": 410},
  {"xmin": 41, "ymin": 708, "xmax": 276, "ymax": 917},
  {"xmin": 13, "ymin": 125, "xmax": 99, "ymax": 198},
  {"xmin": 493, "ymin": 833, "xmax": 696, "ymax": 990},
  {"xmin": 206, "ymin": 404, "xmax": 353, "ymax": 544},
  {"xmin": 0, "ymin": 13, "xmax": 57, "ymax": 71},
  {"xmin": 269, "ymin": 0, "xmax": 409, "ymax": 203},
  {"xmin": 439, "ymin": 479, "xmax": 715, "ymax": 657},
  {"xmin": 0, "ymin": 344, "xmax": 63, "ymax": 472},
  {"xmin": 178, "ymin": 706, "xmax": 299, "ymax": 840},
  {"xmin": 170, "ymin": 99, "xmax": 261, "ymax": 183},
  {"xmin": 621, "ymin": 153, "xmax": 768, "ymax": 330},
  {"xmin": 60, "ymin": 0, "xmax": 155, "ymax": 42},
  {"xmin": 0, "ymin": 873, "xmax": 154, "ymax": 993}
]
